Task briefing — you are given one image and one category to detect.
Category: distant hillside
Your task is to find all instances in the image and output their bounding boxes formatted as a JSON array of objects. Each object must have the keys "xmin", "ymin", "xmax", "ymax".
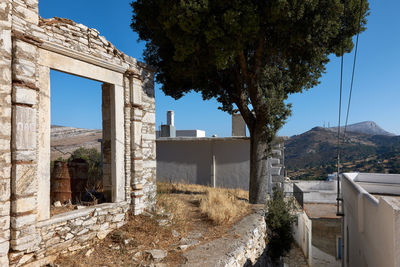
[
  {"xmin": 51, "ymin": 126, "xmax": 101, "ymax": 160},
  {"xmin": 328, "ymin": 121, "xmax": 395, "ymax": 136},
  {"xmin": 285, "ymin": 123, "xmax": 400, "ymax": 180}
]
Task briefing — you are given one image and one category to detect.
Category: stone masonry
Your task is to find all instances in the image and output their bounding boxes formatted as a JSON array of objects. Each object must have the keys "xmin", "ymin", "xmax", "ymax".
[{"xmin": 0, "ymin": 1, "xmax": 156, "ymax": 266}]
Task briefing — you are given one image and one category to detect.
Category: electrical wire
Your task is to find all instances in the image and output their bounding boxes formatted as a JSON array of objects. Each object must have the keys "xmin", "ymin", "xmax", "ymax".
[{"xmin": 343, "ymin": 0, "xmax": 364, "ymax": 138}]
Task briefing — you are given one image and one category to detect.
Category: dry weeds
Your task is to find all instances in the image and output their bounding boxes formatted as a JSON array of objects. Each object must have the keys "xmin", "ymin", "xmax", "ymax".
[
  {"xmin": 199, "ymin": 188, "xmax": 249, "ymax": 225},
  {"xmin": 55, "ymin": 182, "xmax": 251, "ymax": 266}
]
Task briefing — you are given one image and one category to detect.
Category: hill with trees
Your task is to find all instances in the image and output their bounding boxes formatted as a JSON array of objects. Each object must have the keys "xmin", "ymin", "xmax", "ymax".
[{"xmin": 285, "ymin": 122, "xmax": 400, "ymax": 180}]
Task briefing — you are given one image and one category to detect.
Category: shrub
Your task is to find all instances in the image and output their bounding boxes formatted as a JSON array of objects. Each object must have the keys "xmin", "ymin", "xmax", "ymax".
[
  {"xmin": 265, "ymin": 186, "xmax": 295, "ymax": 262},
  {"xmin": 69, "ymin": 147, "xmax": 102, "ymax": 191}
]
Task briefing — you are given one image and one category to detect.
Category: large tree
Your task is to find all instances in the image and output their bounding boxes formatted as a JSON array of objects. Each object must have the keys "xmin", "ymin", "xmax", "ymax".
[{"xmin": 131, "ymin": 0, "xmax": 369, "ymax": 204}]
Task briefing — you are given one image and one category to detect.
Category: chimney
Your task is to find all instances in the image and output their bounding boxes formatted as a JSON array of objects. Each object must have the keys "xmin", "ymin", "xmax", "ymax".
[
  {"xmin": 232, "ymin": 113, "xmax": 246, "ymax": 136},
  {"xmin": 161, "ymin": 110, "xmax": 176, "ymax": 137},
  {"xmin": 167, "ymin": 110, "xmax": 174, "ymax": 126}
]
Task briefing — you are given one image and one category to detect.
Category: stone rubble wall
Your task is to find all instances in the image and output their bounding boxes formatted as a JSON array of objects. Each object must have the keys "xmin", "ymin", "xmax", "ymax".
[
  {"xmin": 2, "ymin": 0, "xmax": 157, "ymax": 266},
  {"xmin": 17, "ymin": 202, "xmax": 129, "ymax": 266},
  {"xmin": 38, "ymin": 17, "xmax": 135, "ymax": 69},
  {"xmin": 0, "ymin": 1, "xmax": 13, "ymax": 266},
  {"xmin": 182, "ymin": 207, "xmax": 268, "ymax": 267}
]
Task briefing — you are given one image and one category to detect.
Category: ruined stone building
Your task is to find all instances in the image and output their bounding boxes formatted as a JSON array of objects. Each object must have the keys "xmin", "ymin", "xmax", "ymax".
[{"xmin": 0, "ymin": 1, "xmax": 156, "ymax": 265}]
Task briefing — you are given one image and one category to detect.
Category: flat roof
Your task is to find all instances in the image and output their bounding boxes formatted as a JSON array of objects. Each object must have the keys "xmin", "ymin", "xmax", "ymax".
[
  {"xmin": 303, "ymin": 203, "xmax": 340, "ymax": 219},
  {"xmin": 156, "ymin": 136, "xmax": 250, "ymax": 141}
]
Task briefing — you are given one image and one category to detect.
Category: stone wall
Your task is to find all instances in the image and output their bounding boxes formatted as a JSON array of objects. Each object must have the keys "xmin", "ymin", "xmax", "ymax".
[
  {"xmin": 1, "ymin": 0, "xmax": 156, "ymax": 265},
  {"xmin": 30, "ymin": 202, "xmax": 129, "ymax": 266},
  {"xmin": 0, "ymin": 1, "xmax": 13, "ymax": 266},
  {"xmin": 182, "ymin": 207, "xmax": 267, "ymax": 267}
]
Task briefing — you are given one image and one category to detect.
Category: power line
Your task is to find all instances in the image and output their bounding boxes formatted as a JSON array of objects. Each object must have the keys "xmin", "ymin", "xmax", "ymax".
[
  {"xmin": 337, "ymin": 52, "xmax": 344, "ymax": 176},
  {"xmin": 343, "ymin": 0, "xmax": 364, "ymax": 138}
]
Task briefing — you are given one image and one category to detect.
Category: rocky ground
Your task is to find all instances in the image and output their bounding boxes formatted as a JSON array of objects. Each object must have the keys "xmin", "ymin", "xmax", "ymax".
[{"xmin": 54, "ymin": 183, "xmax": 251, "ymax": 266}]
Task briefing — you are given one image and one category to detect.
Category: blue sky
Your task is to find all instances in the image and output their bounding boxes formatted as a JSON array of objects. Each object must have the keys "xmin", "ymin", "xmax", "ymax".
[{"xmin": 39, "ymin": 1, "xmax": 400, "ymax": 137}]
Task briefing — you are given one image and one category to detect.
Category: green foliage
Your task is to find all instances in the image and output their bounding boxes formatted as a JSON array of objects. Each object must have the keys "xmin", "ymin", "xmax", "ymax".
[
  {"xmin": 131, "ymin": 0, "xmax": 369, "ymax": 136},
  {"xmin": 265, "ymin": 187, "xmax": 295, "ymax": 262},
  {"xmin": 131, "ymin": 0, "xmax": 369, "ymax": 202}
]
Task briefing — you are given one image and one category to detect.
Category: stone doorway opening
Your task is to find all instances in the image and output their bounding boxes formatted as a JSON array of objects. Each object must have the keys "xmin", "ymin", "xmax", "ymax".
[
  {"xmin": 49, "ymin": 70, "xmax": 109, "ymax": 216},
  {"xmin": 36, "ymin": 49, "xmax": 126, "ymax": 221}
]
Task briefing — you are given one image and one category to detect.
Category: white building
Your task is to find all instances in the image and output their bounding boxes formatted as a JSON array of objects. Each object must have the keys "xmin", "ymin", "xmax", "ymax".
[
  {"xmin": 341, "ymin": 173, "xmax": 400, "ymax": 267},
  {"xmin": 292, "ymin": 180, "xmax": 341, "ymax": 267}
]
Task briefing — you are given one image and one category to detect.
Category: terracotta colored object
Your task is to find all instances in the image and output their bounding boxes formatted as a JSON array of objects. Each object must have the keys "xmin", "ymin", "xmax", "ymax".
[
  {"xmin": 69, "ymin": 158, "xmax": 89, "ymax": 203},
  {"xmin": 51, "ymin": 161, "xmax": 72, "ymax": 203}
]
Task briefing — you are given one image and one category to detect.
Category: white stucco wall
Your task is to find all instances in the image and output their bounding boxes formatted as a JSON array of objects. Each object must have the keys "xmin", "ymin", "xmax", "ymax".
[
  {"xmin": 342, "ymin": 173, "xmax": 400, "ymax": 267},
  {"xmin": 156, "ymin": 138, "xmax": 250, "ymax": 189},
  {"xmin": 293, "ymin": 210, "xmax": 312, "ymax": 266}
]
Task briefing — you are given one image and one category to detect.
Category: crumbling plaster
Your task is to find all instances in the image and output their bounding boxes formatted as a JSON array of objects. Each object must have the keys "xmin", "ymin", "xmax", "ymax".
[{"xmin": 0, "ymin": 0, "xmax": 156, "ymax": 266}]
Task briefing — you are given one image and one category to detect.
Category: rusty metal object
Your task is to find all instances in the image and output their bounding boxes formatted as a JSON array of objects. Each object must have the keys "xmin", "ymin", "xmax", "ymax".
[
  {"xmin": 69, "ymin": 158, "xmax": 89, "ymax": 204},
  {"xmin": 51, "ymin": 161, "xmax": 72, "ymax": 203}
]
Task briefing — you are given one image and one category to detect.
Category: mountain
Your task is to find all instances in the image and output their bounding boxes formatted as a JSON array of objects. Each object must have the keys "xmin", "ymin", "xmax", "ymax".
[
  {"xmin": 285, "ymin": 123, "xmax": 400, "ymax": 180},
  {"xmin": 51, "ymin": 125, "xmax": 101, "ymax": 160},
  {"xmin": 328, "ymin": 121, "xmax": 396, "ymax": 136}
]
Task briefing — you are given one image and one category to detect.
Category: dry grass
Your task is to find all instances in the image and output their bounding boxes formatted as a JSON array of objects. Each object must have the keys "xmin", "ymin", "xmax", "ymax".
[
  {"xmin": 56, "ymin": 182, "xmax": 251, "ymax": 266},
  {"xmin": 199, "ymin": 188, "xmax": 249, "ymax": 225},
  {"xmin": 158, "ymin": 182, "xmax": 249, "ymax": 225}
]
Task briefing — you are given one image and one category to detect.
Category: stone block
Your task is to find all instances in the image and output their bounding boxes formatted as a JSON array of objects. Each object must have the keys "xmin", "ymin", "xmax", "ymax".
[
  {"xmin": 13, "ymin": 86, "xmax": 37, "ymax": 105},
  {"xmin": 11, "ymin": 225, "xmax": 35, "ymax": 240},
  {"xmin": 0, "ymin": 139, "xmax": 11, "ymax": 151},
  {"xmin": 0, "ymin": 215, "xmax": 9, "ymax": 232},
  {"xmin": 12, "ymin": 106, "xmax": 37, "ymax": 150},
  {"xmin": 0, "ymin": 255, "xmax": 8, "ymax": 267},
  {"xmin": 12, "ymin": 163, "xmax": 37, "ymax": 196},
  {"xmin": 0, "ymin": 29, "xmax": 12, "ymax": 54},
  {"xmin": 12, "ymin": 196, "xmax": 36, "ymax": 213},
  {"xmin": 97, "ymin": 229, "xmax": 111, "ymax": 240},
  {"xmin": 11, "ymin": 213, "xmax": 36, "ymax": 229},
  {"xmin": 0, "ymin": 201, "xmax": 10, "ymax": 216},
  {"xmin": 142, "ymin": 111, "xmax": 155, "ymax": 124},
  {"xmin": 14, "ymin": 4, "xmax": 38, "ymax": 25},
  {"xmin": 131, "ymin": 81, "xmax": 142, "ymax": 105},
  {"xmin": 112, "ymin": 213, "xmax": 125, "ymax": 222},
  {"xmin": 0, "ymin": 229, "xmax": 10, "ymax": 243},
  {"xmin": 0, "ymin": 241, "xmax": 9, "ymax": 257},
  {"xmin": 18, "ymin": 253, "xmax": 34, "ymax": 266},
  {"xmin": 131, "ymin": 121, "xmax": 142, "ymax": 150},
  {"xmin": 12, "ymin": 150, "xmax": 35, "ymax": 161},
  {"xmin": 13, "ymin": 58, "xmax": 36, "ymax": 78},
  {"xmin": 0, "ymin": 179, "xmax": 10, "ymax": 201}
]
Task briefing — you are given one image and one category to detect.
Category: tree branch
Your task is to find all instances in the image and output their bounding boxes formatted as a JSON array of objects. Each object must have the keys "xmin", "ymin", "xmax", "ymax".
[
  {"xmin": 233, "ymin": 65, "xmax": 255, "ymax": 130},
  {"xmin": 253, "ymin": 36, "xmax": 265, "ymax": 78},
  {"xmin": 238, "ymin": 51, "xmax": 262, "ymax": 118}
]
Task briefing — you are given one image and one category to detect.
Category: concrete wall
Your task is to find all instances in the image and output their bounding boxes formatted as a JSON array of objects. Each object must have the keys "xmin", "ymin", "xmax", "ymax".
[
  {"xmin": 156, "ymin": 129, "xmax": 206, "ymax": 138},
  {"xmin": 311, "ymin": 219, "xmax": 341, "ymax": 266},
  {"xmin": 156, "ymin": 138, "xmax": 250, "ymax": 189},
  {"xmin": 157, "ymin": 139, "xmax": 213, "ymax": 186},
  {"xmin": 342, "ymin": 173, "xmax": 400, "ymax": 267},
  {"xmin": 293, "ymin": 210, "xmax": 312, "ymax": 266},
  {"xmin": 293, "ymin": 181, "xmax": 337, "ymax": 207},
  {"xmin": 0, "ymin": 1, "xmax": 156, "ymax": 265},
  {"xmin": 157, "ymin": 137, "xmax": 284, "ymax": 190}
]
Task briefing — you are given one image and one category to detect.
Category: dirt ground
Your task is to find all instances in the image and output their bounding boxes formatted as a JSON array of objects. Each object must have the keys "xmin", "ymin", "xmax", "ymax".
[{"xmin": 55, "ymin": 183, "xmax": 251, "ymax": 266}]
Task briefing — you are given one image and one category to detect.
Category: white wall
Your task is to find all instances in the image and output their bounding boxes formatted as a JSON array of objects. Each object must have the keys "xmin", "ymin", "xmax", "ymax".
[
  {"xmin": 342, "ymin": 173, "xmax": 400, "ymax": 267},
  {"xmin": 293, "ymin": 210, "xmax": 312, "ymax": 266},
  {"xmin": 156, "ymin": 138, "xmax": 250, "ymax": 189}
]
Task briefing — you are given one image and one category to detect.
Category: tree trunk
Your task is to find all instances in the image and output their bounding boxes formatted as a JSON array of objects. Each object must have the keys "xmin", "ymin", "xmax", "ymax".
[{"xmin": 249, "ymin": 124, "xmax": 270, "ymax": 204}]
